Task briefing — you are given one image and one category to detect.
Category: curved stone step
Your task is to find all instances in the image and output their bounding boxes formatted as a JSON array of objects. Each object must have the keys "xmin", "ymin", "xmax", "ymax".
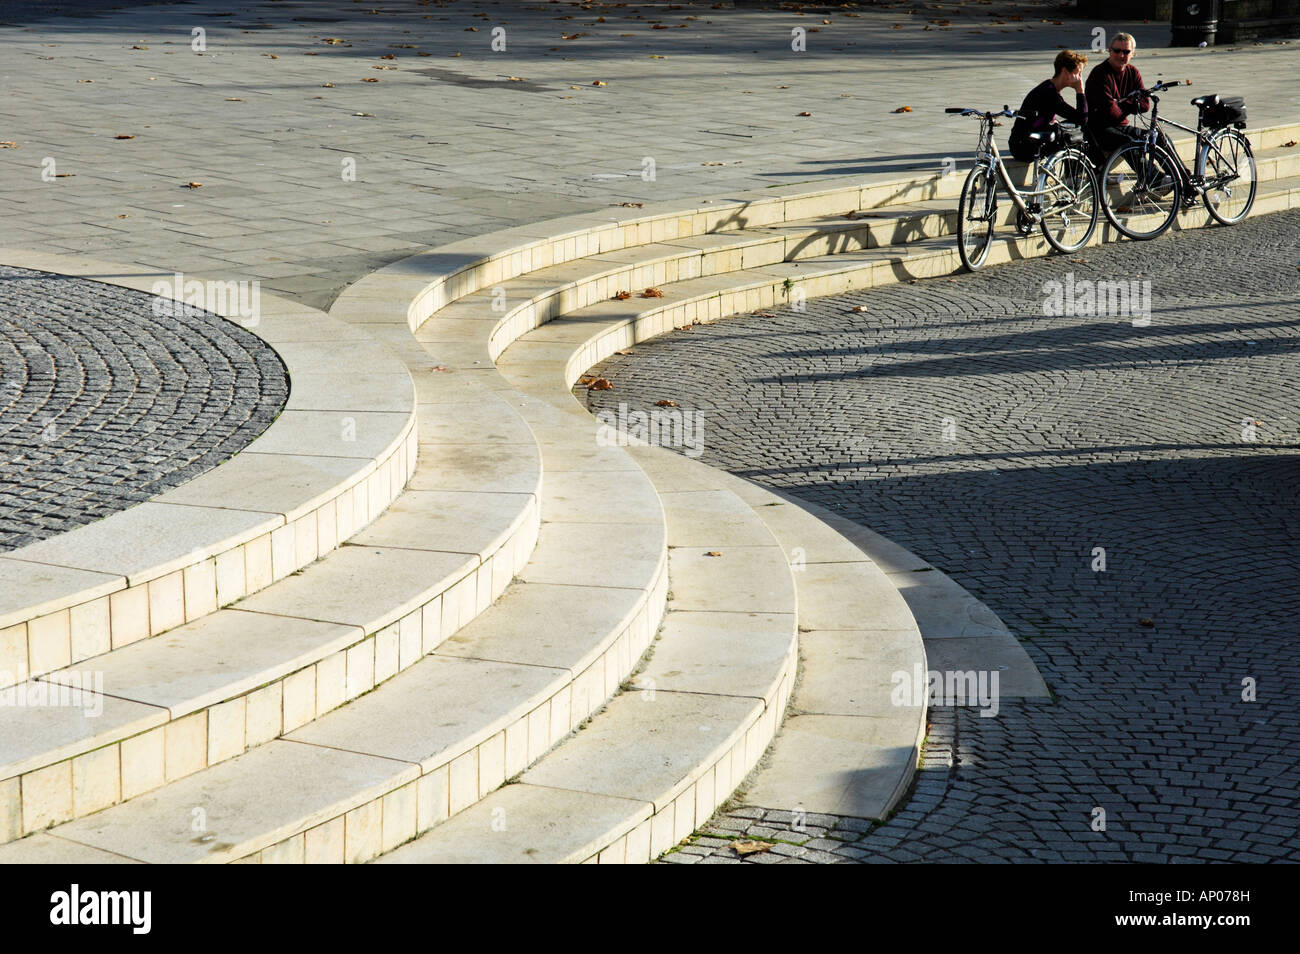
[
  {"xmin": 0, "ymin": 251, "xmax": 418, "ymax": 687},
  {"xmin": 0, "ymin": 378, "xmax": 541, "ymax": 846},
  {"xmin": 378, "ymin": 449, "xmax": 798, "ymax": 864}
]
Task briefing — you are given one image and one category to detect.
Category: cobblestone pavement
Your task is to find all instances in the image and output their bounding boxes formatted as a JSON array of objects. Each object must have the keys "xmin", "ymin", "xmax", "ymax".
[
  {"xmin": 0, "ymin": 266, "xmax": 288, "ymax": 551},
  {"xmin": 585, "ymin": 209, "xmax": 1300, "ymax": 863},
  {"xmin": 0, "ymin": 0, "xmax": 1294, "ymax": 310}
]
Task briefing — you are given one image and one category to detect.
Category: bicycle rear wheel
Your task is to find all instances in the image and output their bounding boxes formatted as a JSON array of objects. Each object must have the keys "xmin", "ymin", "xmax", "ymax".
[
  {"xmin": 957, "ymin": 164, "xmax": 996, "ymax": 271},
  {"xmin": 1039, "ymin": 149, "xmax": 1099, "ymax": 254},
  {"xmin": 1199, "ymin": 128, "xmax": 1256, "ymax": 225},
  {"xmin": 1100, "ymin": 142, "xmax": 1182, "ymax": 240}
]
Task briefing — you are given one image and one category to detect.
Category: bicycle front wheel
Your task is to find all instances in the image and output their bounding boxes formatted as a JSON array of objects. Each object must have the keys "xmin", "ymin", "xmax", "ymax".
[
  {"xmin": 1198, "ymin": 128, "xmax": 1256, "ymax": 226},
  {"xmin": 957, "ymin": 163, "xmax": 996, "ymax": 271},
  {"xmin": 1039, "ymin": 148, "xmax": 1100, "ymax": 254},
  {"xmin": 1101, "ymin": 142, "xmax": 1182, "ymax": 240}
]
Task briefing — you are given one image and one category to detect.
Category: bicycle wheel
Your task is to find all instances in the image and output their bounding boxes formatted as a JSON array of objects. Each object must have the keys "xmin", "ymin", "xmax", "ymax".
[
  {"xmin": 957, "ymin": 163, "xmax": 996, "ymax": 271},
  {"xmin": 1198, "ymin": 127, "xmax": 1256, "ymax": 226},
  {"xmin": 1100, "ymin": 142, "xmax": 1182, "ymax": 240},
  {"xmin": 1039, "ymin": 148, "xmax": 1099, "ymax": 254}
]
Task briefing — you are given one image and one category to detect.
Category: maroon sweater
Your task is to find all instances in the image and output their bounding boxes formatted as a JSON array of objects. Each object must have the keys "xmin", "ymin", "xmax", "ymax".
[{"xmin": 1086, "ymin": 61, "xmax": 1150, "ymax": 132}]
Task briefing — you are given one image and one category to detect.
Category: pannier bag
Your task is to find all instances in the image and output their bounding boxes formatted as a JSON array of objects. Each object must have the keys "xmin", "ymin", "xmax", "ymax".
[
  {"xmin": 1057, "ymin": 123, "xmax": 1085, "ymax": 147},
  {"xmin": 1203, "ymin": 95, "xmax": 1247, "ymax": 129}
]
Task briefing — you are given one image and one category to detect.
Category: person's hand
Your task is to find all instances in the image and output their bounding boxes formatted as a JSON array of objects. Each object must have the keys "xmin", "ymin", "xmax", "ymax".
[{"xmin": 1069, "ymin": 72, "xmax": 1084, "ymax": 94}]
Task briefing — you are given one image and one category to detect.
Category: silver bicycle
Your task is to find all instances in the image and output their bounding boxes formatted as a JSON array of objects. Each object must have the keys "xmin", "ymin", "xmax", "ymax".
[{"xmin": 947, "ymin": 105, "xmax": 1100, "ymax": 272}]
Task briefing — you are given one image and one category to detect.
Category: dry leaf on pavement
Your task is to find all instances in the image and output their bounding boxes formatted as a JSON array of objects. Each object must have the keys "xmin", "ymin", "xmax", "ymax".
[
  {"xmin": 655, "ymin": 399, "xmax": 678, "ymax": 407},
  {"xmin": 640, "ymin": 288, "xmax": 664, "ymax": 298},
  {"xmin": 733, "ymin": 840, "xmax": 773, "ymax": 855}
]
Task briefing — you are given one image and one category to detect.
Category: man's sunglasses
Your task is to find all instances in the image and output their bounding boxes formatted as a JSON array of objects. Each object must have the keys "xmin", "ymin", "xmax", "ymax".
[{"xmin": 1110, "ymin": 48, "xmax": 1134, "ymax": 55}]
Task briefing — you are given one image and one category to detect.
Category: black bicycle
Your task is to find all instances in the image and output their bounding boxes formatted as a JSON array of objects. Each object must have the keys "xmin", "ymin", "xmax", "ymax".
[{"xmin": 1099, "ymin": 81, "xmax": 1256, "ymax": 240}]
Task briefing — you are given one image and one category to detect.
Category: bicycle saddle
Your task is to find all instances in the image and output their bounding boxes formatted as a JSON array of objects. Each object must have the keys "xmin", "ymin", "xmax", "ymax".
[{"xmin": 1190, "ymin": 94, "xmax": 1219, "ymax": 107}]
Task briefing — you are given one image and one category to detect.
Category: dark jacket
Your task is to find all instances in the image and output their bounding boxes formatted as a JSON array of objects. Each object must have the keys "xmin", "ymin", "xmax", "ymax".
[
  {"xmin": 1009, "ymin": 80, "xmax": 1088, "ymax": 161},
  {"xmin": 1085, "ymin": 61, "xmax": 1149, "ymax": 133}
]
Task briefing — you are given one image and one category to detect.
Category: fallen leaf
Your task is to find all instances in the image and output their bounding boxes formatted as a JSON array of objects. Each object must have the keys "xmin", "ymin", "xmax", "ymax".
[
  {"xmin": 1139, "ymin": 618, "xmax": 1154, "ymax": 627},
  {"xmin": 849, "ymin": 304, "xmax": 870, "ymax": 312},
  {"xmin": 0, "ymin": 141, "xmax": 18, "ymax": 149},
  {"xmin": 114, "ymin": 134, "xmax": 135, "ymax": 140},
  {"xmin": 705, "ymin": 550, "xmax": 722, "ymax": 557},
  {"xmin": 432, "ymin": 365, "xmax": 450, "ymax": 372},
  {"xmin": 77, "ymin": 79, "xmax": 93, "ymax": 83},
  {"xmin": 640, "ymin": 287, "xmax": 664, "ymax": 298},
  {"xmin": 265, "ymin": 53, "xmax": 278, "ymax": 59},
  {"xmin": 733, "ymin": 840, "xmax": 773, "ymax": 855},
  {"xmin": 322, "ymin": 38, "xmax": 347, "ymax": 44},
  {"xmin": 592, "ymin": 80, "xmax": 607, "ymax": 86},
  {"xmin": 562, "ymin": 32, "xmax": 586, "ymax": 39},
  {"xmin": 131, "ymin": 44, "xmax": 148, "ymax": 50},
  {"xmin": 465, "ymin": 26, "xmax": 478, "ymax": 31},
  {"xmin": 507, "ymin": 76, "xmax": 525, "ymax": 82},
  {"xmin": 227, "ymin": 96, "xmax": 244, "ymax": 100},
  {"xmin": 1283, "ymin": 140, "xmax": 1298, "ymax": 148},
  {"xmin": 615, "ymin": 202, "xmax": 643, "ymax": 208},
  {"xmin": 586, "ymin": 377, "xmax": 614, "ymax": 391},
  {"xmin": 613, "ymin": 290, "xmax": 632, "ymax": 300},
  {"xmin": 797, "ymin": 111, "xmax": 813, "ymax": 117},
  {"xmin": 321, "ymin": 83, "xmax": 334, "ymax": 88},
  {"xmin": 702, "ymin": 161, "xmax": 724, "ymax": 166},
  {"xmin": 184, "ymin": 181, "xmax": 202, "ymax": 189},
  {"xmin": 751, "ymin": 311, "xmax": 777, "ymax": 318},
  {"xmin": 116, "ymin": 213, "xmax": 128, "ymax": 218},
  {"xmin": 892, "ymin": 106, "xmax": 913, "ymax": 113},
  {"xmin": 655, "ymin": 399, "xmax": 678, "ymax": 407},
  {"xmin": 53, "ymin": 173, "xmax": 75, "ymax": 178},
  {"xmin": 362, "ymin": 77, "xmax": 379, "ymax": 82},
  {"xmin": 380, "ymin": 53, "xmax": 395, "ymax": 59},
  {"xmin": 615, "ymin": 349, "xmax": 632, "ymax": 355},
  {"xmin": 374, "ymin": 65, "xmax": 397, "ymax": 70}
]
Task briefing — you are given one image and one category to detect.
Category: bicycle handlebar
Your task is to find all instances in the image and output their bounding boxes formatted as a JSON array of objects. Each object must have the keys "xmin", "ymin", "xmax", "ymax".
[
  {"xmin": 945, "ymin": 106, "xmax": 1023, "ymax": 119},
  {"xmin": 1121, "ymin": 80, "xmax": 1185, "ymax": 101}
]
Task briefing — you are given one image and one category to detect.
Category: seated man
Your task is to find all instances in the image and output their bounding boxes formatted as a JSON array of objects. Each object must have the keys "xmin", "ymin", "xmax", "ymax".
[
  {"xmin": 1009, "ymin": 49, "xmax": 1089, "ymax": 163},
  {"xmin": 1085, "ymin": 32, "xmax": 1150, "ymax": 160}
]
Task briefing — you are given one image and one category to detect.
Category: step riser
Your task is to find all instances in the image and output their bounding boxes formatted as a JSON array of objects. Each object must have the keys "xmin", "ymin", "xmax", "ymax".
[
  {"xmin": 1, "ymin": 499, "xmax": 541, "ymax": 846},
  {"xmin": 350, "ymin": 123, "xmax": 1300, "ymax": 338},
  {"xmin": 424, "ymin": 171, "xmax": 1296, "ymax": 376},
  {"xmin": 218, "ymin": 563, "xmax": 669, "ymax": 864}
]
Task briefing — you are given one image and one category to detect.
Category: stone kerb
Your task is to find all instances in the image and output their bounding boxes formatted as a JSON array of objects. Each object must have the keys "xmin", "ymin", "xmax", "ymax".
[{"xmin": 0, "ymin": 250, "xmax": 417, "ymax": 688}]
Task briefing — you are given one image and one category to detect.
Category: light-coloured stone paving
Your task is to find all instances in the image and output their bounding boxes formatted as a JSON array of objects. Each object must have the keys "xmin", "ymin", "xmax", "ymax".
[{"xmin": 1, "ymin": 0, "xmax": 1295, "ymax": 311}]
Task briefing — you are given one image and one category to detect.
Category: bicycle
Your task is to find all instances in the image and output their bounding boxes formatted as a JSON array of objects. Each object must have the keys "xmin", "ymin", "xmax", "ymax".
[
  {"xmin": 1098, "ymin": 81, "xmax": 1256, "ymax": 240},
  {"xmin": 946, "ymin": 106, "xmax": 1100, "ymax": 272}
]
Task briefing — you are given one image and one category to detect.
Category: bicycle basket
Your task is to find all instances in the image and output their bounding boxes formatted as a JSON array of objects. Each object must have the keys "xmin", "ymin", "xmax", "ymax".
[{"xmin": 1202, "ymin": 95, "xmax": 1247, "ymax": 130}]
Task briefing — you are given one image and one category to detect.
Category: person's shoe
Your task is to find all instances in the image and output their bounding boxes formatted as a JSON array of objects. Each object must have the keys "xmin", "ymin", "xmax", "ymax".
[{"xmin": 1147, "ymin": 174, "xmax": 1176, "ymax": 197}]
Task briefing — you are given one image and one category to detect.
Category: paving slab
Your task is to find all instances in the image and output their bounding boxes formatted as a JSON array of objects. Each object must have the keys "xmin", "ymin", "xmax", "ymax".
[
  {"xmin": 44, "ymin": 610, "xmax": 361, "ymax": 719},
  {"xmin": 738, "ymin": 714, "xmax": 919, "ymax": 821},
  {"xmin": 523, "ymin": 691, "xmax": 759, "ymax": 812},
  {"xmin": 287, "ymin": 655, "xmax": 564, "ymax": 772},
  {"xmin": 376, "ymin": 783, "xmax": 649, "ymax": 865},
  {"xmin": 639, "ymin": 611, "xmax": 795, "ymax": 702},
  {"xmin": 46, "ymin": 740, "xmax": 415, "ymax": 864}
]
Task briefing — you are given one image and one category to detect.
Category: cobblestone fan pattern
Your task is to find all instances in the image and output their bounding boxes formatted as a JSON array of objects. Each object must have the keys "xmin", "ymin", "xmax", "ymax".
[
  {"xmin": 0, "ymin": 266, "xmax": 288, "ymax": 551},
  {"xmin": 583, "ymin": 209, "xmax": 1300, "ymax": 863}
]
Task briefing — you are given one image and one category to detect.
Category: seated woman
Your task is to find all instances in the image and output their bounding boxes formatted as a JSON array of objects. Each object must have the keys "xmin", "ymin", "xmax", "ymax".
[{"xmin": 1009, "ymin": 50, "xmax": 1089, "ymax": 163}]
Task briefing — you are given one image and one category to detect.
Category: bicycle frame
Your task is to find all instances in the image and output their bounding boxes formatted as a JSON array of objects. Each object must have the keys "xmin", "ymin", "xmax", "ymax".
[
  {"xmin": 972, "ymin": 119, "xmax": 1087, "ymax": 220},
  {"xmin": 1129, "ymin": 95, "xmax": 1245, "ymax": 193}
]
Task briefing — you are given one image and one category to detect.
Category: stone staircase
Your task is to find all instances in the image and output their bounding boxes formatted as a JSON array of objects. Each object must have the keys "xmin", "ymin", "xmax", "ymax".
[{"xmin": 1, "ymin": 119, "xmax": 1295, "ymax": 863}]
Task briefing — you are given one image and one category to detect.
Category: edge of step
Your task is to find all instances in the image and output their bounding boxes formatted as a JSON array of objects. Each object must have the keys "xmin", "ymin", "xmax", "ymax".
[{"xmin": 0, "ymin": 250, "xmax": 418, "ymax": 687}]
